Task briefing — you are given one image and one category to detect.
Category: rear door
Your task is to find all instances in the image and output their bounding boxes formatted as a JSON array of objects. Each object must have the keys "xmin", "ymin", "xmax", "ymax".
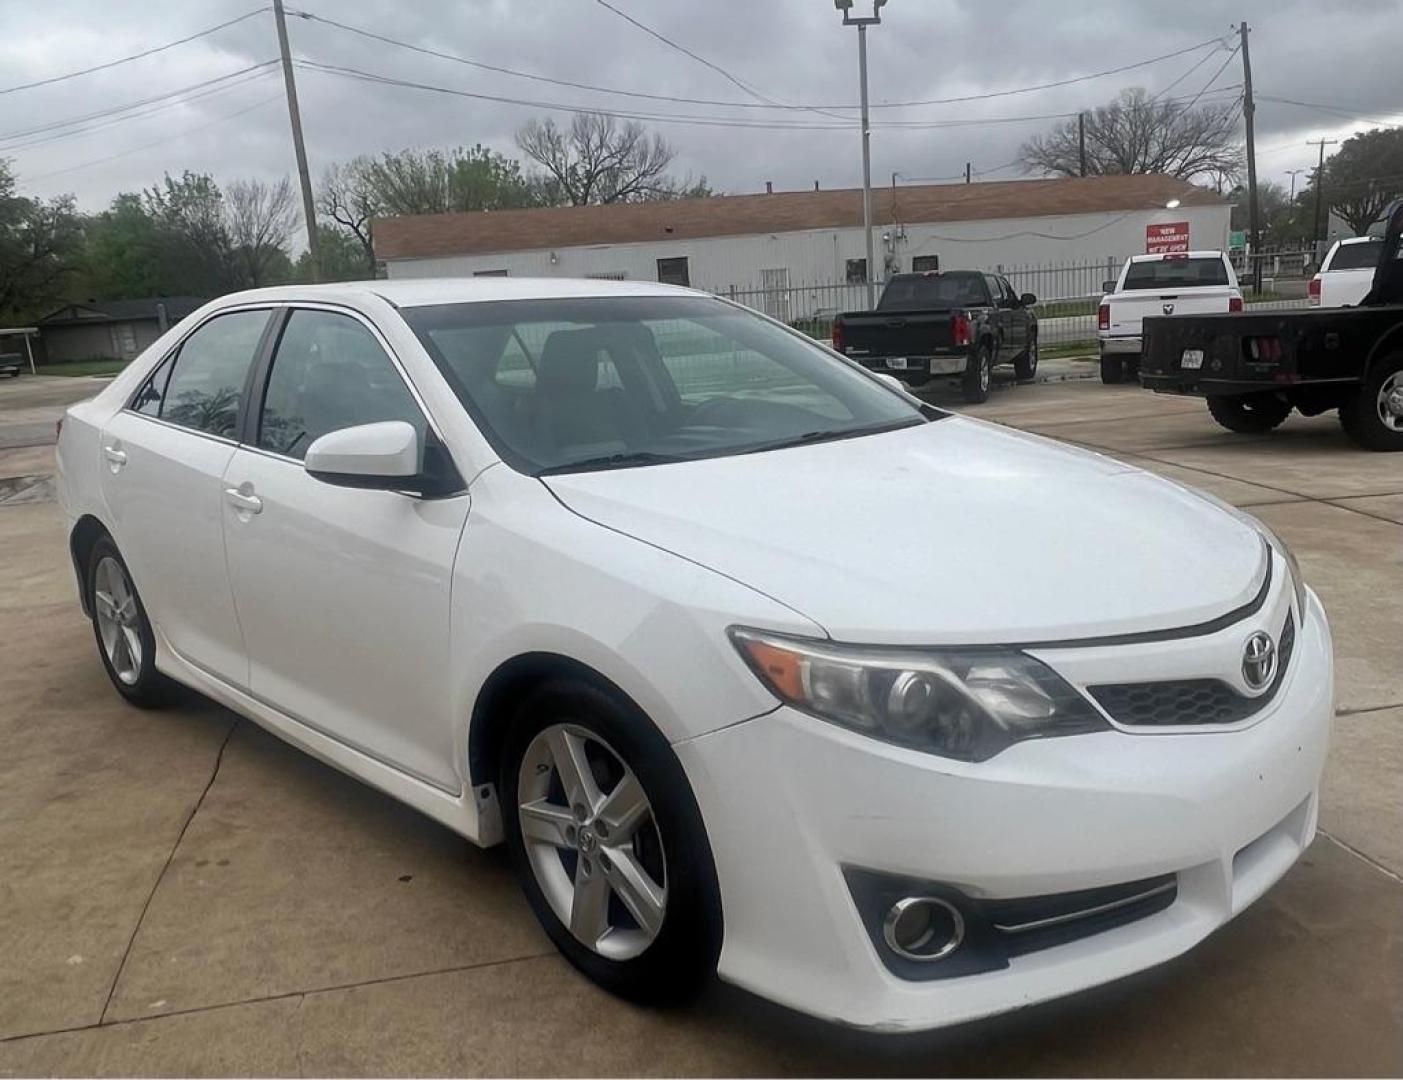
[
  {"xmin": 1108, "ymin": 256, "xmax": 1237, "ymax": 339},
  {"xmin": 220, "ymin": 305, "xmax": 470, "ymax": 791},
  {"xmin": 98, "ymin": 307, "xmax": 273, "ymax": 686}
]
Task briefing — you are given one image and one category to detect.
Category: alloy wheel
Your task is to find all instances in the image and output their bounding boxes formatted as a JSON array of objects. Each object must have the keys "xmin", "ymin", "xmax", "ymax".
[
  {"xmin": 517, "ymin": 723, "xmax": 667, "ymax": 961},
  {"xmin": 93, "ymin": 556, "xmax": 142, "ymax": 685},
  {"xmin": 1378, "ymin": 372, "xmax": 1403, "ymax": 432}
]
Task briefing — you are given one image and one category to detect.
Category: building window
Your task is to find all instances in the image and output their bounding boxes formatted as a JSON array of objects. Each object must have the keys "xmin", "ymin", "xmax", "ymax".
[
  {"xmin": 473, "ymin": 269, "xmax": 509, "ymax": 277},
  {"xmin": 845, "ymin": 258, "xmax": 868, "ymax": 284},
  {"xmin": 911, "ymin": 255, "xmax": 940, "ymax": 273},
  {"xmin": 657, "ymin": 257, "xmax": 690, "ymax": 286}
]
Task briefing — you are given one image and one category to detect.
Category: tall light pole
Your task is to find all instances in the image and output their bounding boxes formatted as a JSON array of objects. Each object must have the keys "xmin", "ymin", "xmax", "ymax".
[
  {"xmin": 837, "ymin": 0, "xmax": 886, "ymax": 310},
  {"xmin": 1285, "ymin": 169, "xmax": 1304, "ymax": 201}
]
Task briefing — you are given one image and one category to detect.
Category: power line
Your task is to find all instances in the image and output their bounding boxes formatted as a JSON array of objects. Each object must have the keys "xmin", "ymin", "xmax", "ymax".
[
  {"xmin": 0, "ymin": 8, "xmax": 269, "ymax": 96},
  {"xmin": 0, "ymin": 63, "xmax": 281, "ymax": 152},
  {"xmin": 1257, "ymin": 94, "xmax": 1399, "ymax": 129},
  {"xmin": 21, "ymin": 95, "xmax": 283, "ymax": 182},
  {"xmin": 1150, "ymin": 41, "xmax": 1230, "ymax": 102},
  {"xmin": 1175, "ymin": 43, "xmax": 1240, "ymax": 114}
]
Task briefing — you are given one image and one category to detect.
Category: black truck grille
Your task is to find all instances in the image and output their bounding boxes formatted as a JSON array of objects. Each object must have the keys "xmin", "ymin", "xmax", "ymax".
[{"xmin": 1089, "ymin": 613, "xmax": 1295, "ymax": 726}]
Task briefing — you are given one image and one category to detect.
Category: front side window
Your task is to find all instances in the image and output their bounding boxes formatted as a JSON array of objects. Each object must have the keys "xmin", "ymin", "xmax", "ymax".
[
  {"xmin": 404, "ymin": 295, "xmax": 930, "ymax": 475},
  {"xmin": 257, "ymin": 309, "xmax": 426, "ymax": 462},
  {"xmin": 158, "ymin": 310, "xmax": 270, "ymax": 438}
]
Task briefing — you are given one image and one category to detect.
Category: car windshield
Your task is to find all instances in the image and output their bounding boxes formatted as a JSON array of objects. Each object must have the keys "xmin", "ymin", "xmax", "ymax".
[
  {"xmin": 1326, "ymin": 240, "xmax": 1382, "ymax": 271},
  {"xmin": 403, "ymin": 295, "xmax": 932, "ymax": 475},
  {"xmin": 1121, "ymin": 257, "xmax": 1230, "ymax": 289},
  {"xmin": 878, "ymin": 273, "xmax": 988, "ymax": 310}
]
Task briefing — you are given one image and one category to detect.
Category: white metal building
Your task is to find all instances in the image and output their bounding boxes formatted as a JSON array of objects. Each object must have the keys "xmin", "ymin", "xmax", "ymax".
[{"xmin": 375, "ymin": 174, "xmax": 1230, "ymax": 314}]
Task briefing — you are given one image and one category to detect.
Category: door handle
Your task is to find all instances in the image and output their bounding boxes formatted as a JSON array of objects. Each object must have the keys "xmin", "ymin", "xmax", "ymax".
[
  {"xmin": 102, "ymin": 445, "xmax": 127, "ymax": 468},
  {"xmin": 224, "ymin": 486, "xmax": 263, "ymax": 515}
]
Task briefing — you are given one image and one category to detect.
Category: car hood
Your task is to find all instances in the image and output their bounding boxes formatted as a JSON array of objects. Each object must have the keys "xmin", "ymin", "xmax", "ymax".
[{"xmin": 542, "ymin": 417, "xmax": 1266, "ymax": 644}]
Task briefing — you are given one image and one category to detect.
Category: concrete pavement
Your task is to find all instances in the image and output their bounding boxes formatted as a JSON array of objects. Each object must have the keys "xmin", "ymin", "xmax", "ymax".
[{"xmin": 0, "ymin": 373, "xmax": 1399, "ymax": 1076}]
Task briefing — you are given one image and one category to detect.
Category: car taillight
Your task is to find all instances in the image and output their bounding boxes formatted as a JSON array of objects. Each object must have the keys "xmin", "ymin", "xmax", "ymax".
[
  {"xmin": 951, "ymin": 312, "xmax": 971, "ymax": 347},
  {"xmin": 1247, "ymin": 336, "xmax": 1285, "ymax": 361},
  {"xmin": 1308, "ymin": 276, "xmax": 1321, "ymax": 305},
  {"xmin": 1228, "ymin": 296, "xmax": 1244, "ymax": 313},
  {"xmin": 831, "ymin": 322, "xmax": 844, "ymax": 351},
  {"xmin": 1097, "ymin": 303, "xmax": 1110, "ymax": 331}
]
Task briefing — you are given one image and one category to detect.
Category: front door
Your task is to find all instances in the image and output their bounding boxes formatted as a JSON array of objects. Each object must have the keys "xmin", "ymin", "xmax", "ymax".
[
  {"xmin": 98, "ymin": 308, "xmax": 273, "ymax": 686},
  {"xmin": 220, "ymin": 307, "xmax": 470, "ymax": 791}
]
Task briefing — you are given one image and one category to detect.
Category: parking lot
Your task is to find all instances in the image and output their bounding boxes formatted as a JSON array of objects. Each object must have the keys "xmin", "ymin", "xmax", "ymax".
[{"xmin": 0, "ymin": 369, "xmax": 1399, "ymax": 1077}]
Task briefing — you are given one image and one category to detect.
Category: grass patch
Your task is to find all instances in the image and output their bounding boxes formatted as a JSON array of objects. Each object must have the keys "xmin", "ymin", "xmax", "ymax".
[
  {"xmin": 1040, "ymin": 341, "xmax": 1098, "ymax": 360},
  {"xmin": 35, "ymin": 358, "xmax": 130, "ymax": 377}
]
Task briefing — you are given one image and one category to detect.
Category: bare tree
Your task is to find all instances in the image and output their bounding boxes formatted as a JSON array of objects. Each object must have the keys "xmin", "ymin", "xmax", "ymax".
[
  {"xmin": 225, "ymin": 176, "xmax": 298, "ymax": 287},
  {"xmin": 516, "ymin": 113, "xmax": 699, "ymax": 205},
  {"xmin": 318, "ymin": 158, "xmax": 380, "ymax": 275},
  {"xmin": 1019, "ymin": 88, "xmax": 1243, "ymax": 184}
]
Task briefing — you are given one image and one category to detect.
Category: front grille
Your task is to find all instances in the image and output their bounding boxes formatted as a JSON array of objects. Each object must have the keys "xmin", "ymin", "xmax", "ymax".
[{"xmin": 1089, "ymin": 612, "xmax": 1295, "ymax": 727}]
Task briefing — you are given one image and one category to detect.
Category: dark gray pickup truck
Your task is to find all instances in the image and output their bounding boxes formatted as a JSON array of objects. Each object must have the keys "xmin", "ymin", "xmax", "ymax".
[
  {"xmin": 831, "ymin": 271, "xmax": 1039, "ymax": 403},
  {"xmin": 1141, "ymin": 201, "xmax": 1403, "ymax": 451}
]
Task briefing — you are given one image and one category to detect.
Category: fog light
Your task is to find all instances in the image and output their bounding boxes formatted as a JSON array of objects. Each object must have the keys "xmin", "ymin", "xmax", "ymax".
[{"xmin": 882, "ymin": 896, "xmax": 965, "ymax": 961}]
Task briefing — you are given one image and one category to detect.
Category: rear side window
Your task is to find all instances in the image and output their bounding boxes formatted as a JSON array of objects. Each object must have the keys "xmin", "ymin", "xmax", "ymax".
[
  {"xmin": 158, "ymin": 311, "xmax": 270, "ymax": 438},
  {"xmin": 1121, "ymin": 258, "xmax": 1230, "ymax": 290},
  {"xmin": 1325, "ymin": 241, "xmax": 1382, "ymax": 272},
  {"xmin": 256, "ymin": 309, "xmax": 426, "ymax": 462}
]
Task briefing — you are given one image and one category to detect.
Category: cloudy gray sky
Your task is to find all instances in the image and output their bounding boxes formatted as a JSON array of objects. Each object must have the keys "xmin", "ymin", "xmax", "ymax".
[{"xmin": 3, "ymin": 0, "xmax": 1400, "ymax": 216}]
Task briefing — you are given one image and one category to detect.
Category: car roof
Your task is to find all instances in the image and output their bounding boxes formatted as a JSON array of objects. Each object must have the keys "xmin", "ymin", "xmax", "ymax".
[
  {"xmin": 206, "ymin": 276, "xmax": 704, "ymax": 311},
  {"xmin": 1127, "ymin": 250, "xmax": 1226, "ymax": 263},
  {"xmin": 1335, "ymin": 236, "xmax": 1382, "ymax": 245}
]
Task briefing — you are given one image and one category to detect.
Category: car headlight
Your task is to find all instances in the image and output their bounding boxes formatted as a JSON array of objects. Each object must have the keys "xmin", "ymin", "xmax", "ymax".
[{"xmin": 729, "ymin": 629, "xmax": 1108, "ymax": 762}]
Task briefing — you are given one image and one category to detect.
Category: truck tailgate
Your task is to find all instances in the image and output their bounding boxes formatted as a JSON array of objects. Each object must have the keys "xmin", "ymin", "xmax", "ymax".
[
  {"xmin": 837, "ymin": 312, "xmax": 955, "ymax": 358},
  {"xmin": 1107, "ymin": 286, "xmax": 1236, "ymax": 337}
]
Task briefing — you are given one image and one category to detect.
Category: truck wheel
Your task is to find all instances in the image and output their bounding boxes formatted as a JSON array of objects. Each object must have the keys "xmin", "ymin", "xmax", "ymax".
[
  {"xmin": 1206, "ymin": 393, "xmax": 1293, "ymax": 434},
  {"xmin": 962, "ymin": 343, "xmax": 993, "ymax": 403},
  {"xmin": 1014, "ymin": 334, "xmax": 1039, "ymax": 382},
  {"xmin": 1125, "ymin": 354, "xmax": 1141, "ymax": 382},
  {"xmin": 1339, "ymin": 352, "xmax": 1403, "ymax": 451},
  {"xmin": 1100, "ymin": 351, "xmax": 1124, "ymax": 384}
]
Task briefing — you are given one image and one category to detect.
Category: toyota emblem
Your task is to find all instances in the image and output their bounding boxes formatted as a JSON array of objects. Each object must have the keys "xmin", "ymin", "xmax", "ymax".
[
  {"xmin": 1162, "ymin": 302, "xmax": 1175, "ymax": 315},
  {"xmin": 1242, "ymin": 631, "xmax": 1276, "ymax": 691}
]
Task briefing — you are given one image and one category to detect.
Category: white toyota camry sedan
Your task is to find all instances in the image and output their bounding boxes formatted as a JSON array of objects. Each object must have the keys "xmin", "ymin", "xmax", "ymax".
[{"xmin": 56, "ymin": 278, "xmax": 1332, "ymax": 1032}]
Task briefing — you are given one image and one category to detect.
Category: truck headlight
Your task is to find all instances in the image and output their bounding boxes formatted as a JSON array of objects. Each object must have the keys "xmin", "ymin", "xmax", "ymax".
[{"xmin": 729, "ymin": 629, "xmax": 1107, "ymax": 762}]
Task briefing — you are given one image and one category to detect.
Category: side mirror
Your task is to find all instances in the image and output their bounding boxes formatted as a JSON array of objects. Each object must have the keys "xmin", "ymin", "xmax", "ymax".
[
  {"xmin": 1020, "ymin": 292, "xmax": 1037, "ymax": 307},
  {"xmin": 1102, "ymin": 279, "xmax": 1117, "ymax": 293},
  {"xmin": 305, "ymin": 421, "xmax": 421, "ymax": 490}
]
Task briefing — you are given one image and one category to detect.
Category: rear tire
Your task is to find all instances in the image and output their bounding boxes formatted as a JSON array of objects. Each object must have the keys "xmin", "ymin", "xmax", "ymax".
[
  {"xmin": 1206, "ymin": 393, "xmax": 1294, "ymax": 434},
  {"xmin": 1339, "ymin": 351, "xmax": 1403, "ymax": 451},
  {"xmin": 500, "ymin": 679, "xmax": 723, "ymax": 1004},
  {"xmin": 962, "ymin": 343, "xmax": 993, "ymax": 403},
  {"xmin": 1100, "ymin": 351, "xmax": 1124, "ymax": 384},
  {"xmin": 1014, "ymin": 334, "xmax": 1039, "ymax": 382},
  {"xmin": 87, "ymin": 537, "xmax": 181, "ymax": 708}
]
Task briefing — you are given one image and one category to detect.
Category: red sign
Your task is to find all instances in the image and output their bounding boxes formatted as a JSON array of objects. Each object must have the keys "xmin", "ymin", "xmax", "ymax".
[{"xmin": 1146, "ymin": 221, "xmax": 1190, "ymax": 254}]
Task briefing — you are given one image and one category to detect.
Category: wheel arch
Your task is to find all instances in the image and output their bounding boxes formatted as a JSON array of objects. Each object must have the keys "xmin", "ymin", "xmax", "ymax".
[
  {"xmin": 1363, "ymin": 325, "xmax": 1403, "ymax": 375},
  {"xmin": 68, "ymin": 513, "xmax": 113, "ymax": 617}
]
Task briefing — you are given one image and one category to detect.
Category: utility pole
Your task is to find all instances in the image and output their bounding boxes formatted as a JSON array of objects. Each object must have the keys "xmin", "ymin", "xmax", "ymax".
[
  {"xmin": 1308, "ymin": 138, "xmax": 1339, "ymax": 259},
  {"xmin": 274, "ymin": 0, "xmax": 320, "ymax": 282},
  {"xmin": 964, "ymin": 161, "xmax": 971, "ymax": 184},
  {"xmin": 1078, "ymin": 112, "xmax": 1087, "ymax": 177},
  {"xmin": 839, "ymin": 0, "xmax": 886, "ymax": 310},
  {"xmin": 1238, "ymin": 21, "xmax": 1260, "ymax": 291},
  {"xmin": 1285, "ymin": 168, "xmax": 1304, "ymax": 201}
]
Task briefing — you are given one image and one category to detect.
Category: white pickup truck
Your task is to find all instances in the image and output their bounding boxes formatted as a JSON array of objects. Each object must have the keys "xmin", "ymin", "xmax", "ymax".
[
  {"xmin": 1309, "ymin": 236, "xmax": 1382, "ymax": 308},
  {"xmin": 1097, "ymin": 251, "xmax": 1243, "ymax": 384}
]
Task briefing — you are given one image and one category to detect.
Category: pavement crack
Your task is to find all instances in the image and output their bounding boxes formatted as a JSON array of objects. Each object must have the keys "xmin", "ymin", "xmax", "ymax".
[
  {"xmin": 1335, "ymin": 701, "xmax": 1403, "ymax": 717},
  {"xmin": 96, "ymin": 717, "xmax": 240, "ymax": 1026},
  {"xmin": 1319, "ymin": 829, "xmax": 1403, "ymax": 886}
]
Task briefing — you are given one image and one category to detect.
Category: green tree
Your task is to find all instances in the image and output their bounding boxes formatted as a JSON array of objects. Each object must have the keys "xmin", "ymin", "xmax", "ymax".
[
  {"xmin": 142, "ymin": 171, "xmax": 236, "ymax": 294},
  {"xmin": 295, "ymin": 225, "xmax": 368, "ymax": 282},
  {"xmin": 0, "ymin": 160, "xmax": 84, "ymax": 320},
  {"xmin": 1228, "ymin": 180, "xmax": 1315, "ymax": 247},
  {"xmin": 79, "ymin": 193, "xmax": 165, "ymax": 299},
  {"xmin": 1320, "ymin": 128, "xmax": 1403, "ymax": 235}
]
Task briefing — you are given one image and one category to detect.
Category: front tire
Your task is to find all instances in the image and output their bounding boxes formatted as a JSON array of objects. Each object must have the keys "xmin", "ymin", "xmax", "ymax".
[
  {"xmin": 1206, "ymin": 393, "xmax": 1294, "ymax": 434},
  {"xmin": 1100, "ymin": 350, "xmax": 1124, "ymax": 384},
  {"xmin": 962, "ymin": 343, "xmax": 993, "ymax": 403},
  {"xmin": 1339, "ymin": 352, "xmax": 1403, "ymax": 451},
  {"xmin": 87, "ymin": 537, "xmax": 181, "ymax": 707},
  {"xmin": 500, "ymin": 679, "xmax": 722, "ymax": 1003},
  {"xmin": 1014, "ymin": 334, "xmax": 1039, "ymax": 382}
]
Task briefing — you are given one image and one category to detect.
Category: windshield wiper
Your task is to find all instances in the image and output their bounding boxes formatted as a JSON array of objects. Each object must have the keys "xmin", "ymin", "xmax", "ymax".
[
  {"xmin": 536, "ymin": 451, "xmax": 690, "ymax": 476},
  {"xmin": 739, "ymin": 417, "xmax": 926, "ymax": 456}
]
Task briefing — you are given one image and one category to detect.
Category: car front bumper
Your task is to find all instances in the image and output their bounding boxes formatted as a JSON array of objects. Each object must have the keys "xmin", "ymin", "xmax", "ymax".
[{"xmin": 676, "ymin": 589, "xmax": 1333, "ymax": 1032}]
